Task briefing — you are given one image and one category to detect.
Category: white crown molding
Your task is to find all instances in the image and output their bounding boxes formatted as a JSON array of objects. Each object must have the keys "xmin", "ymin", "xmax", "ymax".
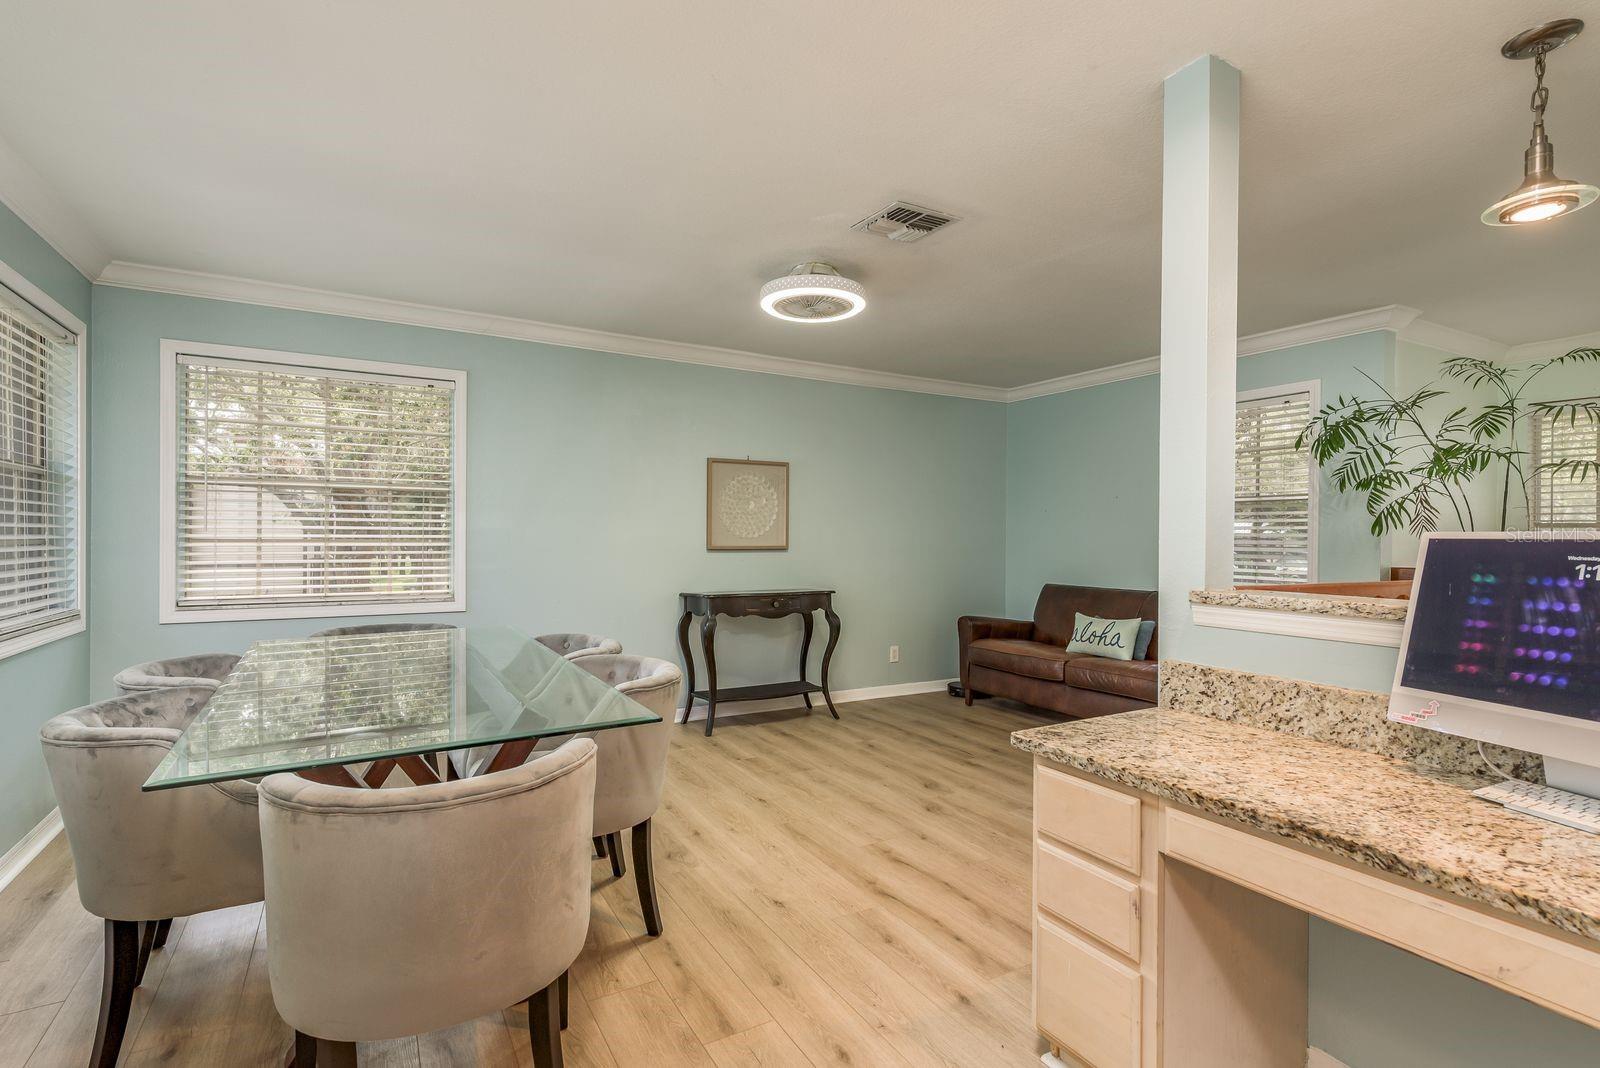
[
  {"xmin": 0, "ymin": 133, "xmax": 112, "ymax": 281},
  {"xmin": 1005, "ymin": 356, "xmax": 1163, "ymax": 403},
  {"xmin": 1236, "ymin": 304, "xmax": 1422, "ymax": 357},
  {"xmin": 1008, "ymin": 306, "xmax": 1427, "ymax": 402},
  {"xmin": 1506, "ymin": 328, "xmax": 1600, "ymax": 363},
  {"xmin": 0, "ymin": 807, "xmax": 62, "ymax": 894},
  {"xmin": 1396, "ymin": 318, "xmax": 1508, "ymax": 361},
  {"xmin": 89, "ymin": 261, "xmax": 1600, "ymax": 403},
  {"xmin": 679, "ymin": 678, "xmax": 953, "ymax": 720},
  {"xmin": 96, "ymin": 261, "xmax": 1011, "ymax": 402}
]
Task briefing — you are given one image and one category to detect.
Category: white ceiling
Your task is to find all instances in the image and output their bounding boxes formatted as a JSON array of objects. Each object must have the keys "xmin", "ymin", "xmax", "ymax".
[{"xmin": 1, "ymin": 1, "xmax": 1597, "ymax": 388}]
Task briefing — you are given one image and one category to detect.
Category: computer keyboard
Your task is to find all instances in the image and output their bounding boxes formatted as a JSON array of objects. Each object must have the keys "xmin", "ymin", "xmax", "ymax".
[{"xmin": 1473, "ymin": 779, "xmax": 1600, "ymax": 834}]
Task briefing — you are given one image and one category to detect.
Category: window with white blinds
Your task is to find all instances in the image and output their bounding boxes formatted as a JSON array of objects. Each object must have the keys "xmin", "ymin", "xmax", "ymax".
[
  {"xmin": 162, "ymin": 343, "xmax": 465, "ymax": 621},
  {"xmin": 0, "ymin": 276, "xmax": 82, "ymax": 654},
  {"xmin": 1531, "ymin": 403, "xmax": 1600, "ymax": 530},
  {"xmin": 1234, "ymin": 387, "xmax": 1317, "ymax": 585}
]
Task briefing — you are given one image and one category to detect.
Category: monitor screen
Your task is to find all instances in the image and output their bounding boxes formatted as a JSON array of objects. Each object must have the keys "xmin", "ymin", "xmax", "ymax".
[{"xmin": 1400, "ymin": 536, "xmax": 1600, "ymax": 723}]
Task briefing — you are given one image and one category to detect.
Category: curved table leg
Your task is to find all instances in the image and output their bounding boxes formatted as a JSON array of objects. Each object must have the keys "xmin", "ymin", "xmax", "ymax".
[
  {"xmin": 675, "ymin": 609, "xmax": 695, "ymax": 724},
  {"xmin": 820, "ymin": 607, "xmax": 842, "ymax": 719},
  {"xmin": 799, "ymin": 611, "xmax": 815, "ymax": 710},
  {"xmin": 700, "ymin": 615, "xmax": 719, "ymax": 736}
]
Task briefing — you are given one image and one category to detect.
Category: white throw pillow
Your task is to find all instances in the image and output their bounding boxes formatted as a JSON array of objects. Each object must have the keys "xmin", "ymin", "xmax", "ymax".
[{"xmin": 1064, "ymin": 613, "xmax": 1142, "ymax": 661}]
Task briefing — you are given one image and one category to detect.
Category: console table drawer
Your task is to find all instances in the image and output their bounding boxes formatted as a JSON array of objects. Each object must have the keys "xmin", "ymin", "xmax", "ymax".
[
  {"xmin": 1036, "ymin": 839, "xmax": 1140, "ymax": 959},
  {"xmin": 1035, "ymin": 763, "xmax": 1142, "ymax": 874},
  {"xmin": 1036, "ymin": 914, "xmax": 1140, "ymax": 1068}
]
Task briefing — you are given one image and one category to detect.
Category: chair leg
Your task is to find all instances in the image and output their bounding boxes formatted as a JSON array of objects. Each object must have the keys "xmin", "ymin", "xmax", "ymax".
[
  {"xmin": 90, "ymin": 919, "xmax": 140, "ymax": 1068},
  {"xmin": 291, "ymin": 1030, "xmax": 319, "ymax": 1068},
  {"xmin": 632, "ymin": 820, "xmax": 662, "ymax": 937},
  {"xmin": 134, "ymin": 919, "xmax": 158, "ymax": 986},
  {"xmin": 593, "ymin": 836, "xmax": 607, "ymax": 859},
  {"xmin": 152, "ymin": 917, "xmax": 173, "ymax": 949},
  {"xmin": 315, "ymin": 1039, "xmax": 357, "ymax": 1067},
  {"xmin": 528, "ymin": 980, "xmax": 564, "ymax": 1068},
  {"xmin": 558, "ymin": 968, "xmax": 569, "ymax": 1031},
  {"xmin": 607, "ymin": 831, "xmax": 625, "ymax": 879}
]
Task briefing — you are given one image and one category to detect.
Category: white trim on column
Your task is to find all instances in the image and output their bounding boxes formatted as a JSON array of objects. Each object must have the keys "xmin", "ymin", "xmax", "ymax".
[{"xmin": 0, "ymin": 807, "xmax": 63, "ymax": 894}]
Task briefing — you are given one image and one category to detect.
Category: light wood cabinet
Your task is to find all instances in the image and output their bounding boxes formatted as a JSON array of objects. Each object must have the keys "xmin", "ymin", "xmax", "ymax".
[
  {"xmin": 1034, "ymin": 763, "xmax": 1141, "ymax": 873},
  {"xmin": 1032, "ymin": 756, "xmax": 1600, "ymax": 1067},
  {"xmin": 1036, "ymin": 915, "xmax": 1141, "ymax": 1068}
]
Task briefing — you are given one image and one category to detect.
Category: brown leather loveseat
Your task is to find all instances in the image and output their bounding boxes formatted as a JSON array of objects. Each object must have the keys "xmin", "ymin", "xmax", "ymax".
[{"xmin": 958, "ymin": 585, "xmax": 1158, "ymax": 718}]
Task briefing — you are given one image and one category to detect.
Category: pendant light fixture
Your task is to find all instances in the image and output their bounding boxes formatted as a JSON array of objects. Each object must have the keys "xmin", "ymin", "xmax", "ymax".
[
  {"xmin": 758, "ymin": 262, "xmax": 867, "ymax": 323},
  {"xmin": 1482, "ymin": 19, "xmax": 1598, "ymax": 226}
]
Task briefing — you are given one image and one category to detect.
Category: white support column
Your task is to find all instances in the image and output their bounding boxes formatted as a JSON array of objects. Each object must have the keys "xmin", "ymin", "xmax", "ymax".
[{"xmin": 1158, "ymin": 55, "xmax": 1240, "ymax": 659}]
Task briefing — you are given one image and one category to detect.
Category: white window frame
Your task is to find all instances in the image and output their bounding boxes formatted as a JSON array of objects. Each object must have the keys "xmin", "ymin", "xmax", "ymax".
[
  {"xmin": 159, "ymin": 339, "xmax": 467, "ymax": 623},
  {"xmin": 1234, "ymin": 380, "xmax": 1321, "ymax": 585},
  {"xmin": 0, "ymin": 259, "xmax": 86, "ymax": 661},
  {"xmin": 1529, "ymin": 400, "xmax": 1600, "ymax": 530}
]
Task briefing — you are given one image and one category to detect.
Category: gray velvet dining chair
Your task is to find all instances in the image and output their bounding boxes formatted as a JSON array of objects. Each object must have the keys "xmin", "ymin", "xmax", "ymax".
[
  {"xmin": 259, "ymin": 738, "xmax": 596, "ymax": 1068},
  {"xmin": 571, "ymin": 654, "xmax": 680, "ymax": 936},
  {"xmin": 40, "ymin": 687, "xmax": 265, "ymax": 1068},
  {"xmin": 535, "ymin": 632, "xmax": 623, "ymax": 660},
  {"xmin": 309, "ymin": 622, "xmax": 456, "ymax": 638},
  {"xmin": 113, "ymin": 653, "xmax": 241, "ymax": 695}
]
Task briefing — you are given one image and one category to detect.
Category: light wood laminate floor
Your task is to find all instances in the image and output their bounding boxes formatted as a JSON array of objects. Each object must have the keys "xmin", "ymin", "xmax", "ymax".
[{"xmin": 0, "ymin": 693, "xmax": 1049, "ymax": 1067}]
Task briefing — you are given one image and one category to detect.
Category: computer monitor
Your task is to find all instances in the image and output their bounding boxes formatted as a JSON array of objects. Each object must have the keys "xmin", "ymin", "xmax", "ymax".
[{"xmin": 1388, "ymin": 531, "xmax": 1600, "ymax": 798}]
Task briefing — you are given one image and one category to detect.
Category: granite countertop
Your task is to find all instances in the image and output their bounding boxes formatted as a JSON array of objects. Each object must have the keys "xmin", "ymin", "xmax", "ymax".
[
  {"xmin": 1013, "ymin": 708, "xmax": 1600, "ymax": 942},
  {"xmin": 1190, "ymin": 587, "xmax": 1410, "ymax": 622}
]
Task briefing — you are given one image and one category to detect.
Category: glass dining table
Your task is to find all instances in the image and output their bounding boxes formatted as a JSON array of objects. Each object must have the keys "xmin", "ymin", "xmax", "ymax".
[{"xmin": 142, "ymin": 625, "xmax": 658, "ymax": 791}]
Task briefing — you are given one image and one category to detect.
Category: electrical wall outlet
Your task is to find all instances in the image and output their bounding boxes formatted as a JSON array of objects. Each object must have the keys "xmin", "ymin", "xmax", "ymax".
[{"xmin": 888, "ymin": 645, "xmax": 900, "ymax": 664}]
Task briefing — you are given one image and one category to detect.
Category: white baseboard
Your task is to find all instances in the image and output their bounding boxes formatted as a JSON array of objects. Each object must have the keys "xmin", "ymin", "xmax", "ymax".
[
  {"xmin": 679, "ymin": 678, "xmax": 953, "ymax": 722},
  {"xmin": 0, "ymin": 807, "xmax": 62, "ymax": 894},
  {"xmin": 1046, "ymin": 1048, "xmax": 1347, "ymax": 1068}
]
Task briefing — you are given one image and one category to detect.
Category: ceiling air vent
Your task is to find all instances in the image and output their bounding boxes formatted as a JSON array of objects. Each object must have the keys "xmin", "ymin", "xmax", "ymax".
[{"xmin": 850, "ymin": 201, "xmax": 960, "ymax": 243}]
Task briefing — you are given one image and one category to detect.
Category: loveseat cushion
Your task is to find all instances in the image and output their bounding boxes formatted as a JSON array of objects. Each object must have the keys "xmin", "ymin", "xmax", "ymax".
[
  {"xmin": 967, "ymin": 639, "xmax": 1068, "ymax": 682},
  {"xmin": 1063, "ymin": 657, "xmax": 1158, "ymax": 703}
]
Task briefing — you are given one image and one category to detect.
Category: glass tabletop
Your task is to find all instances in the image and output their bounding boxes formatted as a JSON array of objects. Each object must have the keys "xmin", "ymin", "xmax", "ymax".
[{"xmin": 143, "ymin": 625, "xmax": 660, "ymax": 790}]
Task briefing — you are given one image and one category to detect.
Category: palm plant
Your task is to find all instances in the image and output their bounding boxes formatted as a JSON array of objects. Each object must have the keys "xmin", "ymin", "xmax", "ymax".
[{"xmin": 1297, "ymin": 348, "xmax": 1600, "ymax": 536}]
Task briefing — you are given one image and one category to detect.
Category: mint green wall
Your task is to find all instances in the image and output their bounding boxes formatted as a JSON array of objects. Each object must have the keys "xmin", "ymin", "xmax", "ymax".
[
  {"xmin": 1001, "ymin": 330, "xmax": 1396, "ymax": 622},
  {"xmin": 86, "ymin": 286, "xmax": 1008, "ymax": 704},
  {"xmin": 1003, "ymin": 376, "xmax": 1160, "ymax": 616},
  {"xmin": 0, "ymin": 202, "xmax": 91, "ymax": 853}
]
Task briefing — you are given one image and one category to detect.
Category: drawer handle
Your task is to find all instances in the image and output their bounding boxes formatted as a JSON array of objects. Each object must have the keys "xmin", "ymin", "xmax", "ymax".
[{"xmin": 771, "ymin": 599, "xmax": 783, "ymax": 608}]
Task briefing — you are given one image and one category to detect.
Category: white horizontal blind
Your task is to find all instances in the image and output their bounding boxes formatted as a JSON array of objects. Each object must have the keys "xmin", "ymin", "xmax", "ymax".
[
  {"xmin": 1234, "ymin": 390, "xmax": 1314, "ymax": 585},
  {"xmin": 0, "ymin": 285, "xmax": 79, "ymax": 643},
  {"xmin": 175, "ymin": 354, "xmax": 458, "ymax": 610},
  {"xmin": 1531, "ymin": 404, "xmax": 1600, "ymax": 529}
]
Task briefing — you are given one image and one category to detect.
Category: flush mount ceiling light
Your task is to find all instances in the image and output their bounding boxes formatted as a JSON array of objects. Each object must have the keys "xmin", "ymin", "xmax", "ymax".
[
  {"xmin": 758, "ymin": 262, "xmax": 866, "ymax": 324},
  {"xmin": 1482, "ymin": 19, "xmax": 1598, "ymax": 227}
]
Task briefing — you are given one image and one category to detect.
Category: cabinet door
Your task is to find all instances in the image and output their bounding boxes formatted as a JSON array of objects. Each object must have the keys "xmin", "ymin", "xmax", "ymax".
[{"xmin": 1036, "ymin": 915, "xmax": 1140, "ymax": 1068}]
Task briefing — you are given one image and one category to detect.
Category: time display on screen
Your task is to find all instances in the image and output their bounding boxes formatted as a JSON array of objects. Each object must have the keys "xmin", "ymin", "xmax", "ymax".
[{"xmin": 1400, "ymin": 538, "xmax": 1599, "ymax": 722}]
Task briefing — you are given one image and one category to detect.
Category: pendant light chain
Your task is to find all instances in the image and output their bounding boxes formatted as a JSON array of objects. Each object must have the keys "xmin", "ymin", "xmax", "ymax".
[{"xmin": 1530, "ymin": 49, "xmax": 1549, "ymax": 125}]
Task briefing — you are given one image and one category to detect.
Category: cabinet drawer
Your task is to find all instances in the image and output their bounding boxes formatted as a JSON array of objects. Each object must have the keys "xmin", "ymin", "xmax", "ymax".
[
  {"xmin": 1035, "ymin": 763, "xmax": 1142, "ymax": 874},
  {"xmin": 1036, "ymin": 839, "xmax": 1140, "ymax": 959},
  {"xmin": 1036, "ymin": 915, "xmax": 1140, "ymax": 1068}
]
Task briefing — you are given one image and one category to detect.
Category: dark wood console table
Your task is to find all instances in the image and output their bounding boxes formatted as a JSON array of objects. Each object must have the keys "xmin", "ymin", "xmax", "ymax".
[{"xmin": 676, "ymin": 589, "xmax": 840, "ymax": 736}]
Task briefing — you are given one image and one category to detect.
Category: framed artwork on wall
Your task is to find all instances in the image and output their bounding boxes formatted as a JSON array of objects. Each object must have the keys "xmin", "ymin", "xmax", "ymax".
[{"xmin": 706, "ymin": 458, "xmax": 789, "ymax": 551}]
